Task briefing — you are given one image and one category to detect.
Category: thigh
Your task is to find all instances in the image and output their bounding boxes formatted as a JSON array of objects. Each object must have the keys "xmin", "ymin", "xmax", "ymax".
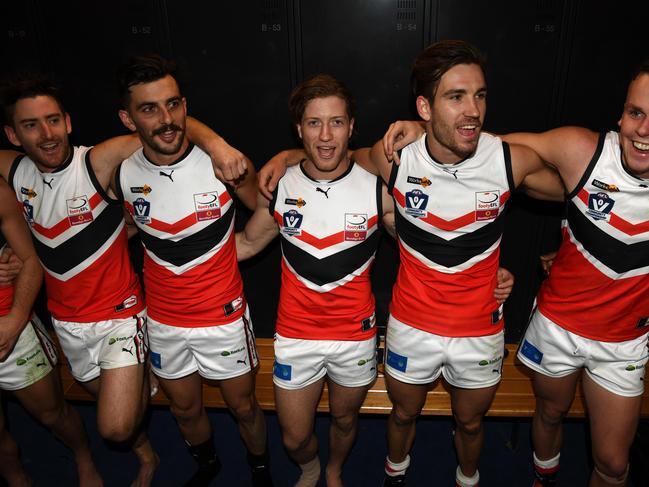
[
  {"xmin": 385, "ymin": 372, "xmax": 429, "ymax": 416},
  {"xmin": 444, "ymin": 331, "xmax": 504, "ymax": 389},
  {"xmin": 96, "ymin": 363, "xmax": 147, "ymax": 419},
  {"xmin": 449, "ymin": 384, "xmax": 498, "ymax": 425},
  {"xmin": 326, "ymin": 337, "xmax": 377, "ymax": 388},
  {"xmin": 273, "ymin": 335, "xmax": 327, "ymax": 389},
  {"xmin": 532, "ymin": 370, "xmax": 581, "ymax": 414},
  {"xmin": 158, "ymin": 371, "xmax": 204, "ymax": 411},
  {"xmin": 326, "ymin": 379, "xmax": 369, "ymax": 418},
  {"xmin": 275, "ymin": 378, "xmax": 325, "ymax": 439},
  {"xmin": 12, "ymin": 368, "xmax": 65, "ymax": 419},
  {"xmin": 218, "ymin": 370, "xmax": 257, "ymax": 412}
]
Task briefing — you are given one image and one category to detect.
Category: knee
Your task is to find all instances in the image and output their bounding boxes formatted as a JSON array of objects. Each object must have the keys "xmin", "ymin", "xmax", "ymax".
[
  {"xmin": 391, "ymin": 405, "xmax": 420, "ymax": 428},
  {"xmin": 170, "ymin": 400, "xmax": 203, "ymax": 425},
  {"xmin": 455, "ymin": 416, "xmax": 482, "ymax": 437},
  {"xmin": 330, "ymin": 412, "xmax": 357, "ymax": 436},
  {"xmin": 229, "ymin": 395, "xmax": 258, "ymax": 425},
  {"xmin": 594, "ymin": 454, "xmax": 629, "ymax": 482},
  {"xmin": 34, "ymin": 401, "xmax": 67, "ymax": 430},
  {"xmin": 98, "ymin": 414, "xmax": 137, "ymax": 443},
  {"xmin": 536, "ymin": 400, "xmax": 568, "ymax": 426},
  {"xmin": 282, "ymin": 429, "xmax": 313, "ymax": 454}
]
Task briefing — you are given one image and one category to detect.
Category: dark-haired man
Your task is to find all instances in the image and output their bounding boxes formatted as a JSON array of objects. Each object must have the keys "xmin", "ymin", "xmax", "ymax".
[
  {"xmin": 113, "ymin": 55, "xmax": 272, "ymax": 486},
  {"xmin": 1, "ymin": 74, "xmax": 246, "ymax": 486}
]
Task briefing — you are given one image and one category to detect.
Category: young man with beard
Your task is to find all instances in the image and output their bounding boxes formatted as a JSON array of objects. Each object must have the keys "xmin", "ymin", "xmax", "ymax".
[
  {"xmin": 0, "ymin": 177, "xmax": 103, "ymax": 486},
  {"xmin": 0, "ymin": 76, "xmax": 246, "ymax": 486},
  {"xmin": 113, "ymin": 55, "xmax": 272, "ymax": 486}
]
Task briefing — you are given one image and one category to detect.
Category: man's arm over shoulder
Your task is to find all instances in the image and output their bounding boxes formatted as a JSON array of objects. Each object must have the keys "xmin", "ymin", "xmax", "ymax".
[
  {"xmin": 0, "ymin": 149, "xmax": 24, "ymax": 182},
  {"xmin": 368, "ymin": 139, "xmax": 397, "ymax": 186},
  {"xmin": 380, "ymin": 183, "xmax": 396, "ymax": 238},
  {"xmin": 235, "ymin": 192, "xmax": 279, "ymax": 261},
  {"xmin": 88, "ymin": 134, "xmax": 141, "ymax": 190},
  {"xmin": 509, "ymin": 143, "xmax": 565, "ymax": 202},
  {"xmin": 232, "ymin": 158, "xmax": 259, "ymax": 211},
  {"xmin": 258, "ymin": 149, "xmax": 306, "ymax": 200}
]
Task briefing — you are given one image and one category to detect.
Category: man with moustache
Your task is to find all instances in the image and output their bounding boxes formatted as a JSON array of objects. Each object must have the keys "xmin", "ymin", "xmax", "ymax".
[{"xmin": 114, "ymin": 54, "xmax": 272, "ymax": 486}]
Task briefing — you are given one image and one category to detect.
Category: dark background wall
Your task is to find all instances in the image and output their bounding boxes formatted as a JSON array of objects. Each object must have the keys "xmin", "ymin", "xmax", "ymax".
[{"xmin": 2, "ymin": 0, "xmax": 648, "ymax": 340}]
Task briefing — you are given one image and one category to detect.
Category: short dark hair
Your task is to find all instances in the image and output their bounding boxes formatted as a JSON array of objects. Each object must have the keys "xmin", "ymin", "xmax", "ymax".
[
  {"xmin": 411, "ymin": 40, "xmax": 486, "ymax": 102},
  {"xmin": 288, "ymin": 74, "xmax": 355, "ymax": 125},
  {"xmin": 0, "ymin": 74, "xmax": 65, "ymax": 127},
  {"xmin": 631, "ymin": 58, "xmax": 649, "ymax": 81},
  {"xmin": 117, "ymin": 54, "xmax": 179, "ymax": 108}
]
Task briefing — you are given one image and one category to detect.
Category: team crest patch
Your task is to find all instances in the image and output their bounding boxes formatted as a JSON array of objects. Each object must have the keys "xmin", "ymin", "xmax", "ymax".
[
  {"xmin": 386, "ymin": 349, "xmax": 408, "ymax": 373},
  {"xmin": 150, "ymin": 351, "xmax": 162, "ymax": 369},
  {"xmin": 130, "ymin": 184, "xmax": 152, "ymax": 195},
  {"xmin": 404, "ymin": 189, "xmax": 429, "ymax": 218},
  {"xmin": 282, "ymin": 209, "xmax": 303, "ymax": 236},
  {"xmin": 520, "ymin": 339, "xmax": 543, "ymax": 365},
  {"xmin": 66, "ymin": 195, "xmax": 94, "ymax": 226},
  {"xmin": 475, "ymin": 191, "xmax": 500, "ymax": 221},
  {"xmin": 285, "ymin": 197, "xmax": 306, "ymax": 208},
  {"xmin": 273, "ymin": 361, "xmax": 292, "ymax": 380},
  {"xmin": 22, "ymin": 200, "xmax": 34, "ymax": 223},
  {"xmin": 586, "ymin": 192, "xmax": 615, "ymax": 221},
  {"xmin": 344, "ymin": 213, "xmax": 368, "ymax": 241},
  {"xmin": 591, "ymin": 179, "xmax": 619, "ymax": 192},
  {"xmin": 132, "ymin": 198, "xmax": 151, "ymax": 224},
  {"xmin": 194, "ymin": 191, "xmax": 221, "ymax": 221},
  {"xmin": 407, "ymin": 176, "xmax": 432, "ymax": 187}
]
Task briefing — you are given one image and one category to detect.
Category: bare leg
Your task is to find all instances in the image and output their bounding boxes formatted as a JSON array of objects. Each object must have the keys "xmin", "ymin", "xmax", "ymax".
[
  {"xmin": 0, "ymin": 397, "xmax": 31, "ymax": 487},
  {"xmin": 325, "ymin": 379, "xmax": 370, "ymax": 487}
]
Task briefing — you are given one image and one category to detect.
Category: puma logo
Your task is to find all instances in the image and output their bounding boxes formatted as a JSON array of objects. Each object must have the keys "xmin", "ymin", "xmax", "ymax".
[
  {"xmin": 237, "ymin": 359, "xmax": 247, "ymax": 365},
  {"xmin": 43, "ymin": 178, "xmax": 54, "ymax": 189},
  {"xmin": 443, "ymin": 168, "xmax": 458, "ymax": 179},
  {"xmin": 122, "ymin": 347, "xmax": 134, "ymax": 356},
  {"xmin": 159, "ymin": 170, "xmax": 175, "ymax": 182},
  {"xmin": 316, "ymin": 187, "xmax": 331, "ymax": 198},
  {"xmin": 36, "ymin": 359, "xmax": 47, "ymax": 367}
]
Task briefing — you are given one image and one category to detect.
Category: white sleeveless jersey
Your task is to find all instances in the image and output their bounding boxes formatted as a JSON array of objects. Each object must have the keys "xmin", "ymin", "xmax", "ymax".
[
  {"xmin": 270, "ymin": 161, "xmax": 382, "ymax": 340},
  {"xmin": 8, "ymin": 146, "xmax": 143, "ymax": 322},
  {"xmin": 116, "ymin": 144, "xmax": 244, "ymax": 327},
  {"xmin": 388, "ymin": 132, "xmax": 514, "ymax": 337},
  {"xmin": 539, "ymin": 131, "xmax": 649, "ymax": 341}
]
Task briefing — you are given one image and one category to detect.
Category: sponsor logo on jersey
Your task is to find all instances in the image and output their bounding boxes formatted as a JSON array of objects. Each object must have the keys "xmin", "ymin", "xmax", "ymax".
[
  {"xmin": 404, "ymin": 189, "xmax": 429, "ymax": 218},
  {"xmin": 386, "ymin": 349, "xmax": 408, "ymax": 372},
  {"xmin": 114, "ymin": 295, "xmax": 138, "ymax": 312},
  {"xmin": 636, "ymin": 317, "xmax": 649, "ymax": 328},
  {"xmin": 23, "ymin": 200, "xmax": 34, "ymax": 223},
  {"xmin": 223, "ymin": 296, "xmax": 244, "ymax": 316},
  {"xmin": 475, "ymin": 191, "xmax": 500, "ymax": 221},
  {"xmin": 133, "ymin": 197, "xmax": 151, "ymax": 224},
  {"xmin": 361, "ymin": 313, "xmax": 376, "ymax": 331},
  {"xmin": 130, "ymin": 184, "xmax": 152, "ymax": 195},
  {"xmin": 273, "ymin": 360, "xmax": 292, "ymax": 380},
  {"xmin": 492, "ymin": 304, "xmax": 504, "ymax": 324},
  {"xmin": 66, "ymin": 195, "xmax": 94, "ymax": 226},
  {"xmin": 285, "ymin": 197, "xmax": 306, "ymax": 208},
  {"xmin": 344, "ymin": 213, "xmax": 368, "ymax": 241},
  {"xmin": 282, "ymin": 209, "xmax": 303, "ymax": 236},
  {"xmin": 591, "ymin": 179, "xmax": 619, "ymax": 192},
  {"xmin": 586, "ymin": 192, "xmax": 615, "ymax": 221},
  {"xmin": 407, "ymin": 176, "xmax": 432, "ymax": 187},
  {"xmin": 193, "ymin": 191, "xmax": 221, "ymax": 221},
  {"xmin": 20, "ymin": 187, "xmax": 37, "ymax": 199},
  {"xmin": 520, "ymin": 339, "xmax": 543, "ymax": 365}
]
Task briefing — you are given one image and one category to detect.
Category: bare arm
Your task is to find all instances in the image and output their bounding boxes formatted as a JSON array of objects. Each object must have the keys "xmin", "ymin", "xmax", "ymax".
[
  {"xmin": 235, "ymin": 193, "xmax": 280, "ymax": 261},
  {"xmin": 232, "ymin": 158, "xmax": 259, "ymax": 211},
  {"xmin": 351, "ymin": 148, "xmax": 379, "ymax": 176},
  {"xmin": 0, "ymin": 181, "xmax": 42, "ymax": 360},
  {"xmin": 510, "ymin": 144, "xmax": 565, "ymax": 202},
  {"xmin": 0, "ymin": 248, "xmax": 22, "ymax": 286},
  {"xmin": 382, "ymin": 120, "xmax": 426, "ymax": 163},
  {"xmin": 381, "ymin": 184, "xmax": 396, "ymax": 238},
  {"xmin": 258, "ymin": 149, "xmax": 306, "ymax": 200},
  {"xmin": 0, "ymin": 149, "xmax": 24, "ymax": 181},
  {"xmin": 369, "ymin": 138, "xmax": 399, "ymax": 185}
]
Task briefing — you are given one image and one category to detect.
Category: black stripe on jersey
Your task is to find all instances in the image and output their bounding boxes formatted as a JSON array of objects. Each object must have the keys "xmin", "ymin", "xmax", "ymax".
[
  {"xmin": 139, "ymin": 204, "xmax": 235, "ymax": 267},
  {"xmin": 114, "ymin": 163, "xmax": 125, "ymax": 202},
  {"xmin": 387, "ymin": 158, "xmax": 399, "ymax": 196},
  {"xmin": 395, "ymin": 210, "xmax": 505, "ymax": 268},
  {"xmin": 34, "ymin": 204, "xmax": 124, "ymax": 274},
  {"xmin": 268, "ymin": 186, "xmax": 279, "ymax": 217},
  {"xmin": 376, "ymin": 177, "xmax": 383, "ymax": 229},
  {"xmin": 280, "ymin": 229, "xmax": 380, "ymax": 286},
  {"xmin": 566, "ymin": 200, "xmax": 649, "ymax": 273},
  {"xmin": 85, "ymin": 149, "xmax": 120, "ymax": 204},
  {"xmin": 503, "ymin": 142, "xmax": 515, "ymax": 192},
  {"xmin": 567, "ymin": 132, "xmax": 606, "ymax": 199},
  {"xmin": 8, "ymin": 154, "xmax": 26, "ymax": 190}
]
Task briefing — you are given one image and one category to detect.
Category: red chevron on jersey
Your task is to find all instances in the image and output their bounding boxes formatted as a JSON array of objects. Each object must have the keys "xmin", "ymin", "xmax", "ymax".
[
  {"xmin": 271, "ymin": 162, "xmax": 382, "ymax": 340},
  {"xmin": 0, "ymin": 285, "xmax": 12, "ymax": 316},
  {"xmin": 575, "ymin": 189, "xmax": 649, "ymax": 237},
  {"xmin": 30, "ymin": 192, "xmax": 103, "ymax": 239}
]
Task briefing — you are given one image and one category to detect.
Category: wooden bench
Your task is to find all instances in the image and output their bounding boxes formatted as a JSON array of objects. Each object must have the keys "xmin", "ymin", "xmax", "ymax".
[{"xmin": 58, "ymin": 338, "xmax": 649, "ymax": 418}]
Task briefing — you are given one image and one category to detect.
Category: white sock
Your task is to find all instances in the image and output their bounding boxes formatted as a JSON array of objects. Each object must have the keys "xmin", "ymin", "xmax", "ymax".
[
  {"xmin": 294, "ymin": 456, "xmax": 320, "ymax": 487},
  {"xmin": 456, "ymin": 465, "xmax": 480, "ymax": 487},
  {"xmin": 385, "ymin": 455, "xmax": 410, "ymax": 477}
]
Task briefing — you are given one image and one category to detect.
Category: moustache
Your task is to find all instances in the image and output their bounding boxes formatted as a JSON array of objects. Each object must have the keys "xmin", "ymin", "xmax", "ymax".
[{"xmin": 153, "ymin": 124, "xmax": 183, "ymax": 136}]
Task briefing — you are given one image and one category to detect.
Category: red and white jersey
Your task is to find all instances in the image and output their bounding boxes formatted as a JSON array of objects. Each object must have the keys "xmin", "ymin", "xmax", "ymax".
[
  {"xmin": 0, "ymin": 235, "xmax": 13, "ymax": 316},
  {"xmin": 388, "ymin": 133, "xmax": 514, "ymax": 337},
  {"xmin": 538, "ymin": 131, "xmax": 649, "ymax": 342},
  {"xmin": 116, "ymin": 144, "xmax": 244, "ymax": 327},
  {"xmin": 271, "ymin": 162, "xmax": 382, "ymax": 340},
  {"xmin": 8, "ymin": 146, "xmax": 143, "ymax": 322}
]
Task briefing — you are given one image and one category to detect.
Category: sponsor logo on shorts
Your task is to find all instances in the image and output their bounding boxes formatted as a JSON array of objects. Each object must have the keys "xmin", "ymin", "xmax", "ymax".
[
  {"xmin": 150, "ymin": 351, "xmax": 162, "ymax": 369},
  {"xmin": 478, "ymin": 355, "xmax": 503, "ymax": 366},
  {"xmin": 625, "ymin": 364, "xmax": 645, "ymax": 372},
  {"xmin": 407, "ymin": 176, "xmax": 431, "ymax": 188},
  {"xmin": 15, "ymin": 349, "xmax": 43, "ymax": 366},
  {"xmin": 23, "ymin": 200, "xmax": 34, "ymax": 223},
  {"xmin": 344, "ymin": 213, "xmax": 368, "ymax": 241},
  {"xmin": 591, "ymin": 179, "xmax": 619, "ymax": 192},
  {"xmin": 282, "ymin": 209, "xmax": 303, "ymax": 236},
  {"xmin": 386, "ymin": 349, "xmax": 408, "ymax": 373},
  {"xmin": 273, "ymin": 360, "xmax": 292, "ymax": 380},
  {"xmin": 130, "ymin": 184, "xmax": 152, "ymax": 195},
  {"xmin": 520, "ymin": 339, "xmax": 543, "ymax": 365},
  {"xmin": 108, "ymin": 335, "xmax": 133, "ymax": 346},
  {"xmin": 357, "ymin": 356, "xmax": 375, "ymax": 366},
  {"xmin": 586, "ymin": 192, "xmax": 615, "ymax": 221},
  {"xmin": 475, "ymin": 191, "xmax": 500, "ymax": 221},
  {"xmin": 404, "ymin": 189, "xmax": 428, "ymax": 218},
  {"xmin": 285, "ymin": 197, "xmax": 306, "ymax": 208},
  {"xmin": 133, "ymin": 197, "xmax": 151, "ymax": 224},
  {"xmin": 220, "ymin": 347, "xmax": 245, "ymax": 357},
  {"xmin": 20, "ymin": 187, "xmax": 37, "ymax": 199},
  {"xmin": 66, "ymin": 195, "xmax": 94, "ymax": 226},
  {"xmin": 193, "ymin": 191, "xmax": 221, "ymax": 221}
]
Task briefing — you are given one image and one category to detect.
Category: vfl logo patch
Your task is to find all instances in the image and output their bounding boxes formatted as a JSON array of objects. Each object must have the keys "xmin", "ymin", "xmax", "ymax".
[
  {"xmin": 273, "ymin": 361, "xmax": 292, "ymax": 380},
  {"xmin": 66, "ymin": 195, "xmax": 94, "ymax": 226},
  {"xmin": 475, "ymin": 191, "xmax": 500, "ymax": 221},
  {"xmin": 404, "ymin": 189, "xmax": 428, "ymax": 218},
  {"xmin": 520, "ymin": 339, "xmax": 543, "ymax": 365},
  {"xmin": 133, "ymin": 197, "xmax": 151, "ymax": 224},
  {"xmin": 591, "ymin": 179, "xmax": 619, "ymax": 192},
  {"xmin": 194, "ymin": 191, "xmax": 221, "ymax": 221},
  {"xmin": 130, "ymin": 184, "xmax": 152, "ymax": 195},
  {"xmin": 20, "ymin": 187, "xmax": 37, "ymax": 199},
  {"xmin": 586, "ymin": 192, "xmax": 615, "ymax": 221},
  {"xmin": 344, "ymin": 213, "xmax": 368, "ymax": 241},
  {"xmin": 386, "ymin": 349, "xmax": 408, "ymax": 373},
  {"xmin": 282, "ymin": 209, "xmax": 303, "ymax": 236},
  {"xmin": 23, "ymin": 200, "xmax": 34, "ymax": 223},
  {"xmin": 407, "ymin": 176, "xmax": 432, "ymax": 187},
  {"xmin": 284, "ymin": 197, "xmax": 306, "ymax": 208}
]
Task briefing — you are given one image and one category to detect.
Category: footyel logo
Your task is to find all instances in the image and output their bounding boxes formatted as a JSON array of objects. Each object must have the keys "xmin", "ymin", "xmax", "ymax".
[{"xmin": 475, "ymin": 191, "xmax": 500, "ymax": 221}]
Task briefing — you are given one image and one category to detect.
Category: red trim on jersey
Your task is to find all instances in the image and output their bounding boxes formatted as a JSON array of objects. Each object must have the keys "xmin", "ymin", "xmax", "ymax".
[
  {"xmin": 576, "ymin": 189, "xmax": 649, "ymax": 236},
  {"xmin": 276, "ymin": 258, "xmax": 376, "ymax": 341},
  {"xmin": 390, "ymin": 241, "xmax": 502, "ymax": 336},
  {"xmin": 0, "ymin": 285, "xmax": 14, "ymax": 316},
  {"xmin": 143, "ymin": 232, "xmax": 245, "ymax": 326},
  {"xmin": 393, "ymin": 189, "xmax": 510, "ymax": 231},
  {"xmin": 538, "ymin": 228, "xmax": 649, "ymax": 341},
  {"xmin": 125, "ymin": 192, "xmax": 232, "ymax": 235},
  {"xmin": 45, "ymin": 228, "xmax": 144, "ymax": 322},
  {"xmin": 31, "ymin": 193, "xmax": 103, "ymax": 239}
]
